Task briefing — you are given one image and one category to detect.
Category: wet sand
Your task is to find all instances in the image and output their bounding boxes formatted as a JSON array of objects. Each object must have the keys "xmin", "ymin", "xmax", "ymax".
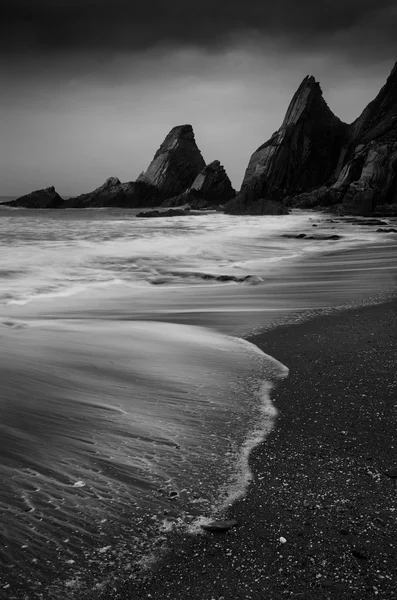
[{"xmin": 103, "ymin": 298, "xmax": 397, "ymax": 600}]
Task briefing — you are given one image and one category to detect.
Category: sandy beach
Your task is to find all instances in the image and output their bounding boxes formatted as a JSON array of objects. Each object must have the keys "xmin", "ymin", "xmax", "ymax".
[{"xmin": 102, "ymin": 298, "xmax": 397, "ymax": 600}]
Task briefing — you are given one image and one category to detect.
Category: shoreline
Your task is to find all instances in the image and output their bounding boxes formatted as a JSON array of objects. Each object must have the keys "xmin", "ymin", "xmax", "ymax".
[{"xmin": 97, "ymin": 297, "xmax": 397, "ymax": 600}]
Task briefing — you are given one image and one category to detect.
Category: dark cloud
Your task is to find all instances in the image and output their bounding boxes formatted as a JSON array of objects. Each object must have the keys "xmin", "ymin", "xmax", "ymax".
[{"xmin": 2, "ymin": 0, "xmax": 397, "ymax": 61}]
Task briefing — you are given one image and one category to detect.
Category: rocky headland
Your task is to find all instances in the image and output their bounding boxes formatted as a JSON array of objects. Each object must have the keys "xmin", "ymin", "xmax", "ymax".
[{"xmin": 5, "ymin": 62, "xmax": 397, "ymax": 216}]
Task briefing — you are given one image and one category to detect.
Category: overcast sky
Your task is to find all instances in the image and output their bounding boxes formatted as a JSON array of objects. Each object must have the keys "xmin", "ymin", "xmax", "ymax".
[{"xmin": 1, "ymin": 0, "xmax": 396, "ymax": 197}]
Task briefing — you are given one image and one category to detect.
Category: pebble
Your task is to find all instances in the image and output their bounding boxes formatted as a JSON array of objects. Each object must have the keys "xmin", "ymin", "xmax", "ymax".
[{"xmin": 201, "ymin": 519, "xmax": 238, "ymax": 532}]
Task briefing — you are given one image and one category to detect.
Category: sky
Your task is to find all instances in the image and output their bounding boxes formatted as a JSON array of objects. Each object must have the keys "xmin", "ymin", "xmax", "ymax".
[{"xmin": 1, "ymin": 0, "xmax": 397, "ymax": 197}]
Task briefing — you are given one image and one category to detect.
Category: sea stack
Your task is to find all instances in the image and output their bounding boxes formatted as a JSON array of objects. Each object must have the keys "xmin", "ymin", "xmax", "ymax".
[
  {"xmin": 6, "ymin": 186, "xmax": 65, "ymax": 209},
  {"xmin": 226, "ymin": 76, "xmax": 348, "ymax": 214},
  {"xmin": 137, "ymin": 124, "xmax": 206, "ymax": 199}
]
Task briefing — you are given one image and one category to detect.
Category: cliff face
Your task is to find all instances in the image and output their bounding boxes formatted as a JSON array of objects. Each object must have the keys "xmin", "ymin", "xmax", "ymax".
[
  {"xmin": 6, "ymin": 186, "xmax": 64, "ymax": 209},
  {"xmin": 137, "ymin": 124, "xmax": 206, "ymax": 199},
  {"xmin": 226, "ymin": 76, "xmax": 348, "ymax": 214},
  {"xmin": 230, "ymin": 61, "xmax": 397, "ymax": 215},
  {"xmin": 330, "ymin": 63, "xmax": 397, "ymax": 213},
  {"xmin": 64, "ymin": 177, "xmax": 160, "ymax": 208},
  {"xmin": 164, "ymin": 160, "xmax": 235, "ymax": 207}
]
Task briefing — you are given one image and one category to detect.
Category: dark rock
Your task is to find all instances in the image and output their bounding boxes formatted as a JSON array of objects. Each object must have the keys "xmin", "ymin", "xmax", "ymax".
[
  {"xmin": 225, "ymin": 196, "xmax": 289, "ymax": 215},
  {"xmin": 64, "ymin": 177, "xmax": 160, "ymax": 209},
  {"xmin": 281, "ymin": 233, "xmax": 341, "ymax": 240},
  {"xmin": 137, "ymin": 208, "xmax": 190, "ymax": 218},
  {"xmin": 227, "ymin": 76, "xmax": 347, "ymax": 214},
  {"xmin": 5, "ymin": 186, "xmax": 64, "ymax": 209},
  {"xmin": 163, "ymin": 160, "xmax": 235, "ymax": 208},
  {"xmin": 327, "ymin": 63, "xmax": 397, "ymax": 215},
  {"xmin": 238, "ymin": 61, "xmax": 397, "ymax": 216},
  {"xmin": 189, "ymin": 160, "xmax": 235, "ymax": 205},
  {"xmin": 137, "ymin": 124, "xmax": 206, "ymax": 199},
  {"xmin": 377, "ymin": 227, "xmax": 397, "ymax": 232},
  {"xmin": 351, "ymin": 547, "xmax": 369, "ymax": 560},
  {"xmin": 200, "ymin": 519, "xmax": 238, "ymax": 532},
  {"xmin": 344, "ymin": 218, "xmax": 388, "ymax": 226},
  {"xmin": 321, "ymin": 580, "xmax": 334, "ymax": 588}
]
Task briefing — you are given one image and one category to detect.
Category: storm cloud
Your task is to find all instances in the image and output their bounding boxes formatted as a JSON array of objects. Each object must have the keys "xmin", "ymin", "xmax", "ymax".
[{"xmin": 2, "ymin": 0, "xmax": 397, "ymax": 61}]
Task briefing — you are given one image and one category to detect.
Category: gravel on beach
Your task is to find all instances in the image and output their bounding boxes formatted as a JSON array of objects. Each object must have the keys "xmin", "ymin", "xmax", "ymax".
[{"xmin": 95, "ymin": 299, "xmax": 397, "ymax": 600}]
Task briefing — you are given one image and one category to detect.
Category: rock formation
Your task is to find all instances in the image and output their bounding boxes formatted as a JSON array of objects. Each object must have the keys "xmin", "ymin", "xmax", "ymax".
[
  {"xmin": 64, "ymin": 177, "xmax": 160, "ymax": 208},
  {"xmin": 5, "ymin": 186, "xmax": 64, "ymax": 209},
  {"xmin": 225, "ymin": 76, "xmax": 348, "ymax": 214},
  {"xmin": 137, "ymin": 124, "xmax": 206, "ymax": 199},
  {"xmin": 229, "ymin": 61, "xmax": 397, "ymax": 216},
  {"xmin": 164, "ymin": 160, "xmax": 235, "ymax": 208},
  {"xmin": 329, "ymin": 62, "xmax": 397, "ymax": 214}
]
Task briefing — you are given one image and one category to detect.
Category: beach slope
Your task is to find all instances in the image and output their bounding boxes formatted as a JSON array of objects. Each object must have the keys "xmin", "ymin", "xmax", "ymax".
[{"xmin": 118, "ymin": 299, "xmax": 397, "ymax": 600}]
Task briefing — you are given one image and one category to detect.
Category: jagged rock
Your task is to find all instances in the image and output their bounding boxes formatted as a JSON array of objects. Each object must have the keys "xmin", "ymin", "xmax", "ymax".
[
  {"xmin": 137, "ymin": 208, "xmax": 191, "ymax": 218},
  {"xmin": 226, "ymin": 76, "xmax": 347, "ymax": 214},
  {"xmin": 5, "ymin": 186, "xmax": 64, "ymax": 209},
  {"xmin": 189, "ymin": 160, "xmax": 235, "ymax": 205},
  {"xmin": 64, "ymin": 177, "xmax": 160, "ymax": 208},
  {"xmin": 137, "ymin": 124, "xmax": 206, "ymax": 199},
  {"xmin": 164, "ymin": 160, "xmax": 235, "ymax": 208},
  {"xmin": 333, "ymin": 64, "xmax": 397, "ymax": 213},
  {"xmin": 232, "ymin": 61, "xmax": 397, "ymax": 216},
  {"xmin": 291, "ymin": 62, "xmax": 397, "ymax": 215}
]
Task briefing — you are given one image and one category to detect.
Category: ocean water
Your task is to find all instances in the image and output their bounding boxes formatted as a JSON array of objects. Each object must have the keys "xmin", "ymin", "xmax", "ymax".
[{"xmin": 0, "ymin": 207, "xmax": 396, "ymax": 598}]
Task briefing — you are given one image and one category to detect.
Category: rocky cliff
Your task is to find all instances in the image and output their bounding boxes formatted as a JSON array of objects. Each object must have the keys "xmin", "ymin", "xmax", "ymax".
[
  {"xmin": 227, "ymin": 61, "xmax": 397, "ymax": 216},
  {"xmin": 329, "ymin": 62, "xmax": 397, "ymax": 214},
  {"xmin": 5, "ymin": 186, "xmax": 65, "ymax": 209},
  {"xmin": 164, "ymin": 160, "xmax": 235, "ymax": 208},
  {"xmin": 137, "ymin": 124, "xmax": 206, "ymax": 199},
  {"xmin": 225, "ymin": 76, "xmax": 348, "ymax": 214}
]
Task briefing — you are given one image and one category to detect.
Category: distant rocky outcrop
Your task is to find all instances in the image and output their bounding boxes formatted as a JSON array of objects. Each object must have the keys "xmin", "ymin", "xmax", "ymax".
[
  {"xmin": 137, "ymin": 208, "xmax": 191, "ymax": 218},
  {"xmin": 164, "ymin": 160, "xmax": 235, "ymax": 208},
  {"xmin": 64, "ymin": 177, "xmax": 160, "ymax": 208},
  {"xmin": 137, "ymin": 124, "xmax": 206, "ymax": 200},
  {"xmin": 230, "ymin": 61, "xmax": 397, "ymax": 216},
  {"xmin": 5, "ymin": 186, "xmax": 64, "ymax": 209}
]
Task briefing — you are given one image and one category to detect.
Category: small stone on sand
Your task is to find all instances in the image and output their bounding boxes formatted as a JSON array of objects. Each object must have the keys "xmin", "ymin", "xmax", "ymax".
[{"xmin": 201, "ymin": 519, "xmax": 238, "ymax": 532}]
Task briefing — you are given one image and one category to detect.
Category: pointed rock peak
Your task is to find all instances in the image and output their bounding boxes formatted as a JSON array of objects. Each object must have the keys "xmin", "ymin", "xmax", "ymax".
[
  {"xmin": 137, "ymin": 123, "xmax": 205, "ymax": 199},
  {"xmin": 154, "ymin": 124, "xmax": 197, "ymax": 156},
  {"xmin": 388, "ymin": 60, "xmax": 397, "ymax": 80},
  {"xmin": 282, "ymin": 75, "xmax": 328, "ymax": 127}
]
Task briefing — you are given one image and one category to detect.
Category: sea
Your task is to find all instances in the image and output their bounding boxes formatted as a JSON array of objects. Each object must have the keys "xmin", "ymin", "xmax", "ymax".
[{"xmin": 0, "ymin": 206, "xmax": 396, "ymax": 599}]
